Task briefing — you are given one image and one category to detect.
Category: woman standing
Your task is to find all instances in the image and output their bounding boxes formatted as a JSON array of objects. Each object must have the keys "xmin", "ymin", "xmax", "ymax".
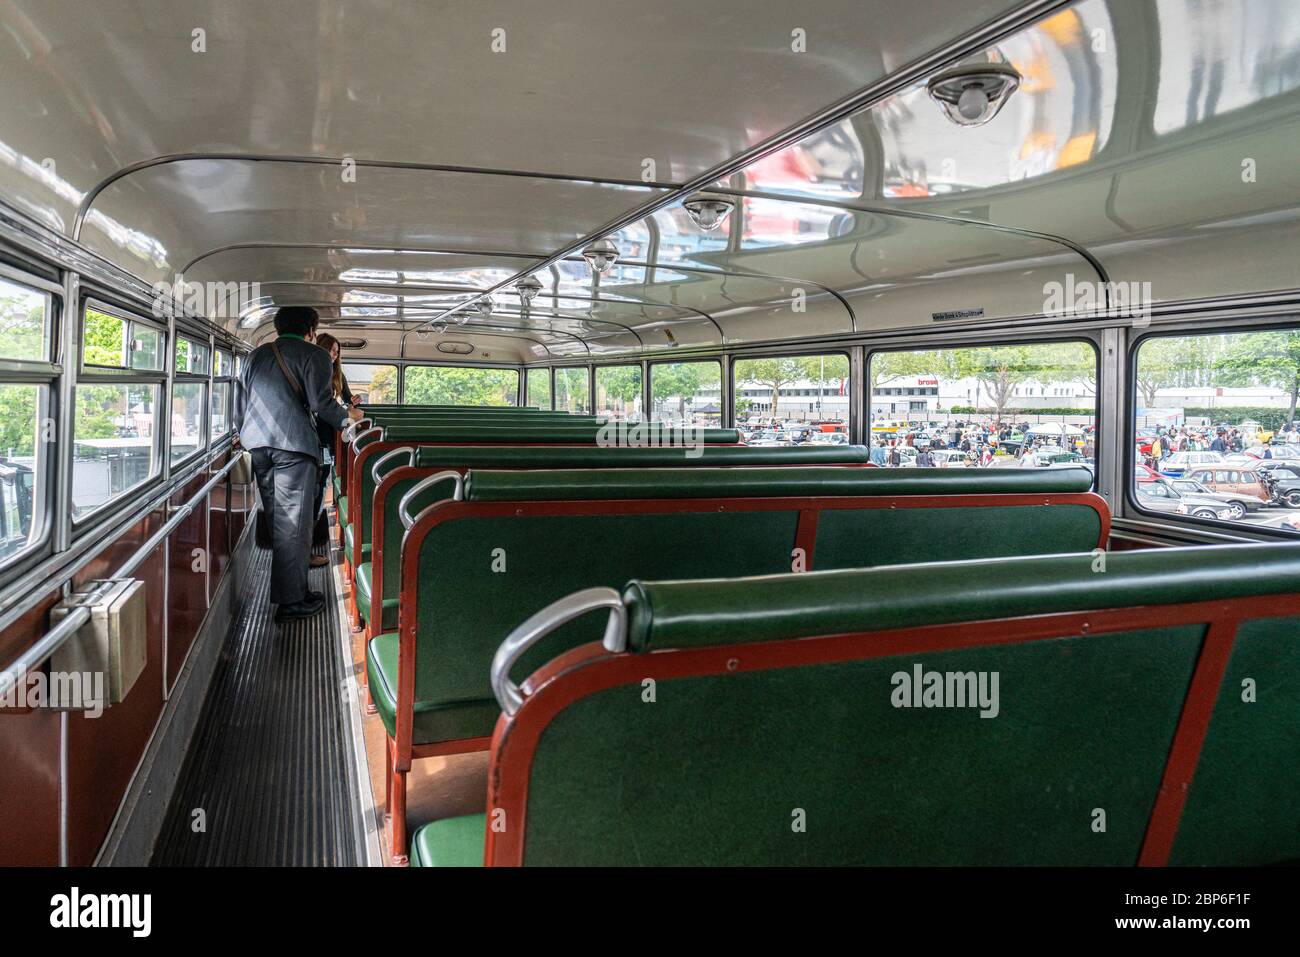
[{"xmin": 310, "ymin": 333, "xmax": 354, "ymax": 563}]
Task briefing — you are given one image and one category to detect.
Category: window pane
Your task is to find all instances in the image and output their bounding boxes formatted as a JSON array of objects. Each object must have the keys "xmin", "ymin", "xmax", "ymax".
[
  {"xmin": 651, "ymin": 360, "xmax": 722, "ymax": 427},
  {"xmin": 1134, "ymin": 329, "xmax": 1300, "ymax": 531},
  {"xmin": 341, "ymin": 363, "xmax": 397, "ymax": 403},
  {"xmin": 215, "ymin": 349, "xmax": 234, "ymax": 378},
  {"xmin": 554, "ymin": 367, "xmax": 590, "ymax": 415},
  {"xmin": 595, "ymin": 366, "xmax": 642, "ymax": 422},
  {"xmin": 73, "ymin": 384, "xmax": 159, "ymax": 518},
  {"xmin": 175, "ymin": 336, "xmax": 210, "ymax": 375},
  {"xmin": 735, "ymin": 354, "xmax": 850, "ymax": 444},
  {"xmin": 210, "ymin": 381, "xmax": 231, "ymax": 438},
  {"xmin": 170, "ymin": 382, "xmax": 206, "ymax": 462},
  {"xmin": 403, "ymin": 366, "xmax": 518, "ymax": 406},
  {"xmin": 131, "ymin": 325, "xmax": 164, "ymax": 370},
  {"xmin": 83, "ymin": 307, "xmax": 128, "ymax": 368},
  {"xmin": 0, "ymin": 383, "xmax": 43, "ymax": 561},
  {"xmin": 868, "ymin": 343, "xmax": 1097, "ymax": 471},
  {"xmin": 0, "ymin": 278, "xmax": 49, "ymax": 362},
  {"xmin": 525, "ymin": 368, "xmax": 551, "ymax": 410}
]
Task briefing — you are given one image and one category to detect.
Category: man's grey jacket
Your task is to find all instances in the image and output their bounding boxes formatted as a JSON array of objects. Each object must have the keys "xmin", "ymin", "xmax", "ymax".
[{"xmin": 234, "ymin": 336, "xmax": 348, "ymax": 463}]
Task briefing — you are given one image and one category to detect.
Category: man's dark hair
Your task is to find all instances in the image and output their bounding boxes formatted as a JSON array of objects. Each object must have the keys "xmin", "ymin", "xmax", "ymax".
[{"xmin": 273, "ymin": 306, "xmax": 320, "ymax": 337}]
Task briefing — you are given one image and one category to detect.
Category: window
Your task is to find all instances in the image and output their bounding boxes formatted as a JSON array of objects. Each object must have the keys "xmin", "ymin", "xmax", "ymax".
[
  {"xmin": 174, "ymin": 335, "xmax": 211, "ymax": 375},
  {"xmin": 72, "ymin": 383, "xmax": 160, "ymax": 518},
  {"xmin": 651, "ymin": 360, "xmax": 722, "ymax": 427},
  {"xmin": 0, "ymin": 277, "xmax": 50, "ymax": 362},
  {"xmin": 82, "ymin": 304, "xmax": 165, "ymax": 371},
  {"xmin": 734, "ymin": 353, "xmax": 850, "ymax": 440},
  {"xmin": 403, "ymin": 365, "xmax": 519, "ymax": 406},
  {"xmin": 869, "ymin": 342, "xmax": 1097, "ymax": 470},
  {"xmin": 595, "ymin": 365, "xmax": 642, "ymax": 422},
  {"xmin": 554, "ymin": 367, "xmax": 590, "ymax": 415},
  {"xmin": 525, "ymin": 368, "xmax": 552, "ymax": 409},
  {"xmin": 1133, "ymin": 327, "xmax": 1300, "ymax": 530},
  {"xmin": 211, "ymin": 348, "xmax": 234, "ymax": 440},
  {"xmin": 341, "ymin": 363, "xmax": 397, "ymax": 404},
  {"xmin": 0, "ymin": 384, "xmax": 44, "ymax": 562},
  {"xmin": 170, "ymin": 382, "xmax": 205, "ymax": 462}
]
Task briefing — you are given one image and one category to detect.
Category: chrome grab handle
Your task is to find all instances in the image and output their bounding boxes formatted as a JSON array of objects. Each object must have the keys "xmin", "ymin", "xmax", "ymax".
[
  {"xmin": 342, "ymin": 417, "xmax": 372, "ymax": 443},
  {"xmin": 491, "ymin": 587, "xmax": 627, "ymax": 716},
  {"xmin": 398, "ymin": 470, "xmax": 463, "ymax": 531},
  {"xmin": 371, "ymin": 445, "xmax": 416, "ymax": 486},
  {"xmin": 350, "ymin": 425, "xmax": 383, "ymax": 451}
]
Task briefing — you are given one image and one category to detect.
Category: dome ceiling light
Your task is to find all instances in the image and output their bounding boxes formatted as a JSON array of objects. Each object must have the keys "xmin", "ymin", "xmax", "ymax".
[
  {"xmin": 475, "ymin": 295, "xmax": 495, "ymax": 319},
  {"xmin": 926, "ymin": 62, "xmax": 1021, "ymax": 127},
  {"xmin": 683, "ymin": 197, "xmax": 734, "ymax": 231},
  {"xmin": 515, "ymin": 275, "xmax": 542, "ymax": 303},
  {"xmin": 581, "ymin": 238, "xmax": 619, "ymax": 275}
]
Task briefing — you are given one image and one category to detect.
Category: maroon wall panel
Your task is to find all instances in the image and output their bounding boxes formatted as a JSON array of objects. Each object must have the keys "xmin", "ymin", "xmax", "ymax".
[{"xmin": 166, "ymin": 474, "xmax": 209, "ymax": 689}]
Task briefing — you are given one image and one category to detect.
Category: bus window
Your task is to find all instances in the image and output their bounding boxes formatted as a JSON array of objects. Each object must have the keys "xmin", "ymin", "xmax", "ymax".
[
  {"xmin": 170, "ymin": 335, "xmax": 209, "ymax": 465},
  {"xmin": 650, "ymin": 360, "xmax": 722, "ymax": 427},
  {"xmin": 595, "ymin": 365, "xmax": 642, "ymax": 423},
  {"xmin": 734, "ymin": 353, "xmax": 849, "ymax": 442},
  {"xmin": 1134, "ymin": 327, "xmax": 1300, "ymax": 529},
  {"xmin": 72, "ymin": 383, "xmax": 160, "ymax": 518},
  {"xmin": 341, "ymin": 363, "xmax": 396, "ymax": 404},
  {"xmin": 403, "ymin": 365, "xmax": 518, "ymax": 406},
  {"xmin": 868, "ymin": 342, "xmax": 1098, "ymax": 471},
  {"xmin": 0, "ymin": 384, "xmax": 43, "ymax": 563},
  {"xmin": 554, "ymin": 366, "xmax": 590, "ymax": 415},
  {"xmin": 525, "ymin": 368, "xmax": 551, "ymax": 410}
]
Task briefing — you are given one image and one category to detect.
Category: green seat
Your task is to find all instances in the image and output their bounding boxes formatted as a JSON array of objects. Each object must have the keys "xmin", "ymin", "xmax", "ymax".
[
  {"xmin": 365, "ymin": 632, "xmax": 501, "ymax": 743},
  {"xmin": 337, "ymin": 494, "xmax": 348, "ymax": 527},
  {"xmin": 474, "ymin": 542, "xmax": 1300, "ymax": 865},
  {"xmin": 354, "ymin": 562, "xmax": 398, "ymax": 632},
  {"xmin": 410, "ymin": 815, "xmax": 486, "ymax": 867},
  {"xmin": 342, "ymin": 524, "xmax": 371, "ymax": 563}
]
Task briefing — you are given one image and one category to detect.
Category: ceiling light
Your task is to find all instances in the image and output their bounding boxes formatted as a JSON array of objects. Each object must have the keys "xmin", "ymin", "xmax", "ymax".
[
  {"xmin": 475, "ymin": 296, "xmax": 495, "ymax": 318},
  {"xmin": 682, "ymin": 197, "xmax": 734, "ymax": 231},
  {"xmin": 581, "ymin": 238, "xmax": 619, "ymax": 275},
  {"xmin": 926, "ymin": 62, "xmax": 1021, "ymax": 127},
  {"xmin": 515, "ymin": 276, "xmax": 542, "ymax": 303}
]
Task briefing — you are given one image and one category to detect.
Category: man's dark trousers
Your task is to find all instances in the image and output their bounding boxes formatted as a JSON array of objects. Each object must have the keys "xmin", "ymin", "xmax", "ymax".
[{"xmin": 251, "ymin": 447, "xmax": 316, "ymax": 605}]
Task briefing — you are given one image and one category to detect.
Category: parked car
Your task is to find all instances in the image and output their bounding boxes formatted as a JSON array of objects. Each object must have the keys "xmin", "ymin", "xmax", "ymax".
[
  {"xmin": 1157, "ymin": 450, "xmax": 1225, "ymax": 477},
  {"xmin": 1134, "ymin": 463, "xmax": 1161, "ymax": 483},
  {"xmin": 1136, "ymin": 480, "xmax": 1236, "ymax": 520},
  {"xmin": 1261, "ymin": 463, "xmax": 1300, "ymax": 509},
  {"xmin": 1182, "ymin": 467, "xmax": 1270, "ymax": 516},
  {"xmin": 1169, "ymin": 478, "xmax": 1257, "ymax": 520}
]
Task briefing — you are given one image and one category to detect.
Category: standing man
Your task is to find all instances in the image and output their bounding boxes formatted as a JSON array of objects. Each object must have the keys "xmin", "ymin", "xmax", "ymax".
[{"xmin": 235, "ymin": 307, "xmax": 362, "ymax": 622}]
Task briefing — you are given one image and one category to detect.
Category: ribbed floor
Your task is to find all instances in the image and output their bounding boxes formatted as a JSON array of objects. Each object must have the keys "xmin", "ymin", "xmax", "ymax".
[{"xmin": 151, "ymin": 544, "xmax": 362, "ymax": 866}]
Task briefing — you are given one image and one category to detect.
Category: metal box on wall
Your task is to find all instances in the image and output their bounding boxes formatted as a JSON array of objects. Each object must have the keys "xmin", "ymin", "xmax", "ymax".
[{"xmin": 48, "ymin": 579, "xmax": 147, "ymax": 710}]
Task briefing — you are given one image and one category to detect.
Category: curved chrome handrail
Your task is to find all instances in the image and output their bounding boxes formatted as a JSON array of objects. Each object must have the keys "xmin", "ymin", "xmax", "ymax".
[
  {"xmin": 371, "ymin": 445, "xmax": 416, "ymax": 486},
  {"xmin": 342, "ymin": 418, "xmax": 373, "ymax": 443},
  {"xmin": 350, "ymin": 425, "xmax": 383, "ymax": 450},
  {"xmin": 398, "ymin": 470, "xmax": 464, "ymax": 531},
  {"xmin": 490, "ymin": 587, "xmax": 627, "ymax": 716}
]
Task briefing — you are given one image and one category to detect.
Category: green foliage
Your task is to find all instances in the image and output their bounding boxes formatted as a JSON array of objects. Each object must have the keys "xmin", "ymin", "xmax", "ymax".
[
  {"xmin": 950, "ymin": 406, "xmax": 1092, "ymax": 416},
  {"xmin": 0, "ymin": 292, "xmax": 46, "ymax": 361},
  {"xmin": 595, "ymin": 365, "xmax": 641, "ymax": 410},
  {"xmin": 651, "ymin": 361, "xmax": 721, "ymax": 421},
  {"xmin": 554, "ymin": 367, "xmax": 590, "ymax": 414},
  {"xmin": 1212, "ymin": 331, "xmax": 1300, "ymax": 423},
  {"xmin": 0, "ymin": 385, "xmax": 39, "ymax": 457},
  {"xmin": 83, "ymin": 309, "xmax": 127, "ymax": 367},
  {"xmin": 368, "ymin": 365, "xmax": 399, "ymax": 403},
  {"xmin": 404, "ymin": 366, "xmax": 517, "ymax": 406},
  {"xmin": 1181, "ymin": 407, "xmax": 1294, "ymax": 431},
  {"xmin": 737, "ymin": 355, "xmax": 848, "ymax": 414}
]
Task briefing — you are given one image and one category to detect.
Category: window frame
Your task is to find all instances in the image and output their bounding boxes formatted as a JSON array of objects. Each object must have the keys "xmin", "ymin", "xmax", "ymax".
[
  {"xmin": 593, "ymin": 363, "xmax": 644, "ymax": 422},
  {"xmin": 168, "ymin": 329, "xmax": 212, "ymax": 469},
  {"xmin": 648, "ymin": 358, "xmax": 724, "ymax": 426},
  {"xmin": 524, "ymin": 367, "xmax": 553, "ymax": 410},
  {"xmin": 1127, "ymin": 319, "xmax": 1300, "ymax": 535},
  {"xmin": 730, "ymin": 349, "xmax": 853, "ymax": 429},
  {"xmin": 553, "ymin": 365, "xmax": 592, "ymax": 415},
  {"xmin": 341, "ymin": 360, "xmax": 399, "ymax": 405},
  {"xmin": 0, "ymin": 264, "xmax": 61, "ymax": 573},
  {"xmin": 400, "ymin": 362, "xmax": 521, "ymax": 408},
  {"xmin": 209, "ymin": 346, "xmax": 235, "ymax": 442},
  {"xmin": 71, "ymin": 297, "xmax": 170, "ymax": 530}
]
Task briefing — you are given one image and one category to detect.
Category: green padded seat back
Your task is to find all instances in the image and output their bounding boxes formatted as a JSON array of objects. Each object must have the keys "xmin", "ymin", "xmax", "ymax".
[
  {"xmin": 463, "ymin": 465, "xmax": 1093, "ymax": 501},
  {"xmin": 1169, "ymin": 613, "xmax": 1300, "ymax": 865},
  {"xmin": 383, "ymin": 424, "xmax": 741, "ymax": 444},
  {"xmin": 518, "ymin": 625, "xmax": 1201, "ymax": 865},
  {"xmin": 510, "ymin": 543, "xmax": 1300, "ymax": 865},
  {"xmin": 354, "ymin": 562, "xmax": 398, "ymax": 633}
]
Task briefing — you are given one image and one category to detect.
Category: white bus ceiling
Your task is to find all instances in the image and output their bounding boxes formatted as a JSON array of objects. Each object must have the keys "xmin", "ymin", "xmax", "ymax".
[{"xmin": 1, "ymin": 0, "xmax": 1298, "ymax": 363}]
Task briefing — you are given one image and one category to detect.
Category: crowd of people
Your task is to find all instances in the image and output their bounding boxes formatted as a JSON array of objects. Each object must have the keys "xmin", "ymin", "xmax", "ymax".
[
  {"xmin": 867, "ymin": 420, "xmax": 1095, "ymax": 469},
  {"xmin": 1140, "ymin": 422, "xmax": 1300, "ymax": 470}
]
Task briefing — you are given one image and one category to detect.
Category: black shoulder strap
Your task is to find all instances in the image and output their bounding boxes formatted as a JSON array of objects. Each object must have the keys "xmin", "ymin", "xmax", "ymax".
[{"xmin": 270, "ymin": 341, "xmax": 309, "ymax": 411}]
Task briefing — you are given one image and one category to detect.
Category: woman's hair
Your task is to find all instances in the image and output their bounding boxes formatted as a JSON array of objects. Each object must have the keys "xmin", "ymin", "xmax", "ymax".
[{"xmin": 314, "ymin": 332, "xmax": 344, "ymax": 399}]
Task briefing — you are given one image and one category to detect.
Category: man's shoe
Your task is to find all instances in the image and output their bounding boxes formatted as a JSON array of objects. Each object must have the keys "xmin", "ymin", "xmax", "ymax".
[
  {"xmin": 274, "ymin": 594, "xmax": 325, "ymax": 623},
  {"xmin": 309, "ymin": 553, "xmax": 329, "ymax": 567}
]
